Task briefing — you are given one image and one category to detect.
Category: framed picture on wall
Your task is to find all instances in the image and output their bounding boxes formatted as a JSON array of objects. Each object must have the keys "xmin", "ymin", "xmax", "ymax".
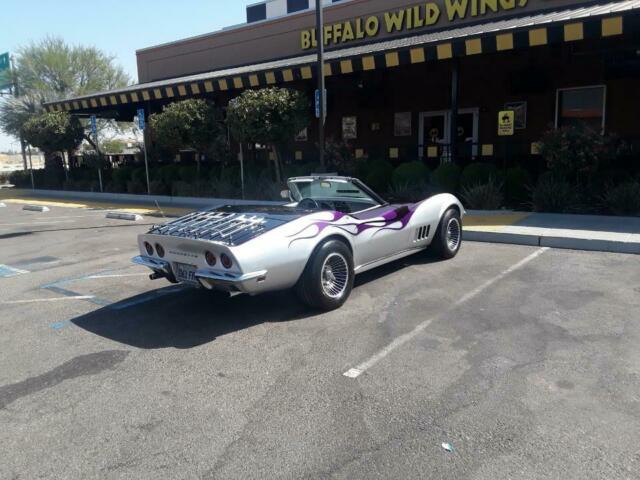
[
  {"xmin": 394, "ymin": 112, "xmax": 412, "ymax": 136},
  {"xmin": 295, "ymin": 127, "xmax": 308, "ymax": 142},
  {"xmin": 504, "ymin": 101, "xmax": 527, "ymax": 129},
  {"xmin": 342, "ymin": 116, "xmax": 357, "ymax": 140}
]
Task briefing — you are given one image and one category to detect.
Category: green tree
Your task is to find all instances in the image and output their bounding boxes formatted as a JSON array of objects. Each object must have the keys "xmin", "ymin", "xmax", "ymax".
[
  {"xmin": 15, "ymin": 36, "xmax": 129, "ymax": 99},
  {"xmin": 0, "ymin": 37, "xmax": 130, "ymax": 169},
  {"xmin": 22, "ymin": 112, "xmax": 84, "ymax": 169},
  {"xmin": 149, "ymin": 99, "xmax": 227, "ymax": 170},
  {"xmin": 227, "ymin": 87, "xmax": 309, "ymax": 182},
  {"xmin": 101, "ymin": 138, "xmax": 127, "ymax": 154}
]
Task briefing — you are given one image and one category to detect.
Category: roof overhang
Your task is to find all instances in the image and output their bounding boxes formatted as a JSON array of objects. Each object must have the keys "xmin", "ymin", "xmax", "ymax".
[{"xmin": 45, "ymin": 0, "xmax": 639, "ymax": 116}]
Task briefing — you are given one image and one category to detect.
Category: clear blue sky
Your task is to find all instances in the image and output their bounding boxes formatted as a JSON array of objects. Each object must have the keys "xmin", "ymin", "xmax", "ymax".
[{"xmin": 0, "ymin": 0, "xmax": 249, "ymax": 151}]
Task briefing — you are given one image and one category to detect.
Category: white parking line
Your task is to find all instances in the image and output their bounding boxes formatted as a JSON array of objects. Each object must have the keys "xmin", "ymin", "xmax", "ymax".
[
  {"xmin": 2, "ymin": 296, "xmax": 95, "ymax": 304},
  {"xmin": 343, "ymin": 247, "xmax": 549, "ymax": 379}
]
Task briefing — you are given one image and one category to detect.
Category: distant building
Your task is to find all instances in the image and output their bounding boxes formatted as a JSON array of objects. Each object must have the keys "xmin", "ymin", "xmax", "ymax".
[{"xmin": 0, "ymin": 152, "xmax": 45, "ymax": 173}]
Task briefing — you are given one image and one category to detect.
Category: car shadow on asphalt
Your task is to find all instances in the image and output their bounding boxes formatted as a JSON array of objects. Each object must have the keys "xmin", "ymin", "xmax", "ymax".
[
  {"xmin": 71, "ymin": 287, "xmax": 316, "ymax": 350},
  {"xmin": 71, "ymin": 250, "xmax": 447, "ymax": 350}
]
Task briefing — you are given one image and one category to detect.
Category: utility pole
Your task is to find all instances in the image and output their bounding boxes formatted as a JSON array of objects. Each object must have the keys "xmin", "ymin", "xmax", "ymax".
[
  {"xmin": 9, "ymin": 55, "xmax": 28, "ymax": 171},
  {"xmin": 315, "ymin": 0, "xmax": 326, "ymax": 171}
]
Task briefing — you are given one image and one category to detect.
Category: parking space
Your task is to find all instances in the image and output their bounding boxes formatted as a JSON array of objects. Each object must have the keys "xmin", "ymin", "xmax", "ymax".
[{"xmin": 1, "ymin": 201, "xmax": 639, "ymax": 479}]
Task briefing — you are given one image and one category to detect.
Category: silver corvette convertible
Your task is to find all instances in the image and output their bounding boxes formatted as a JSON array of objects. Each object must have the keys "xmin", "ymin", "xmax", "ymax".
[{"xmin": 133, "ymin": 175, "xmax": 465, "ymax": 310}]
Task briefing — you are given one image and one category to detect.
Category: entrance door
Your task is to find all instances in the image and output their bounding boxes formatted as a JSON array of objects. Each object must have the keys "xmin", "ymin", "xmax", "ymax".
[
  {"xmin": 419, "ymin": 109, "xmax": 479, "ymax": 162},
  {"xmin": 418, "ymin": 111, "xmax": 449, "ymax": 159}
]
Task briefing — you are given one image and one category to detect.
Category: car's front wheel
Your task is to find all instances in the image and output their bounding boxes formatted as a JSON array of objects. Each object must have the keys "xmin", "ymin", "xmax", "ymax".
[
  {"xmin": 432, "ymin": 208, "xmax": 462, "ymax": 259},
  {"xmin": 296, "ymin": 239, "xmax": 354, "ymax": 311}
]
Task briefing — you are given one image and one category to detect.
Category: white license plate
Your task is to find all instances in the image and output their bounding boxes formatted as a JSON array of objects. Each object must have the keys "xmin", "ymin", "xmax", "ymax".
[{"xmin": 174, "ymin": 263, "xmax": 198, "ymax": 284}]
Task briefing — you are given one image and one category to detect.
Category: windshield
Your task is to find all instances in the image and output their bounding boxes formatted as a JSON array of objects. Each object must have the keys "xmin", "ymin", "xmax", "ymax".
[{"xmin": 288, "ymin": 178, "xmax": 384, "ymax": 214}]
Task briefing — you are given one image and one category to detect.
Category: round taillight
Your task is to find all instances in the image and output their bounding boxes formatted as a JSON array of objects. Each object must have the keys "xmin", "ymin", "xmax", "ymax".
[
  {"xmin": 205, "ymin": 251, "xmax": 216, "ymax": 266},
  {"xmin": 144, "ymin": 241, "xmax": 154, "ymax": 256},
  {"xmin": 155, "ymin": 243, "xmax": 165, "ymax": 258},
  {"xmin": 220, "ymin": 253, "xmax": 233, "ymax": 269}
]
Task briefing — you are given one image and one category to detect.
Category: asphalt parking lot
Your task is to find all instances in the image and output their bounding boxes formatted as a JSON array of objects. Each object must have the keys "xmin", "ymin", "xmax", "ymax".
[{"xmin": 1, "ymin": 202, "xmax": 639, "ymax": 480}]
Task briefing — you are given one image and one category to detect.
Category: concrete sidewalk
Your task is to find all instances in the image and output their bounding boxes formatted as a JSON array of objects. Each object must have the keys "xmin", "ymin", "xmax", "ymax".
[
  {"xmin": 464, "ymin": 210, "xmax": 640, "ymax": 254},
  {"xmin": 1, "ymin": 188, "xmax": 638, "ymax": 254}
]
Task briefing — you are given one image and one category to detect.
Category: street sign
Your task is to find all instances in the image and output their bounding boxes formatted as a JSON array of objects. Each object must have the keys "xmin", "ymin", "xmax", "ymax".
[
  {"xmin": 0, "ymin": 52, "xmax": 12, "ymax": 90},
  {"xmin": 315, "ymin": 89, "xmax": 327, "ymax": 119},
  {"xmin": 137, "ymin": 108, "xmax": 145, "ymax": 130},
  {"xmin": 498, "ymin": 110, "xmax": 515, "ymax": 137},
  {"xmin": 90, "ymin": 115, "xmax": 97, "ymax": 136}
]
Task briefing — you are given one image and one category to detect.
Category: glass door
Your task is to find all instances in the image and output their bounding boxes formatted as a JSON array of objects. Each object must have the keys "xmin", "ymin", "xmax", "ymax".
[{"xmin": 419, "ymin": 109, "xmax": 479, "ymax": 162}]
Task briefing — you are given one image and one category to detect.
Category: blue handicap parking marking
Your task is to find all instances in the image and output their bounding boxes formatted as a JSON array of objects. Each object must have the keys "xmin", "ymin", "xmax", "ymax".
[{"xmin": 0, "ymin": 264, "xmax": 29, "ymax": 278}]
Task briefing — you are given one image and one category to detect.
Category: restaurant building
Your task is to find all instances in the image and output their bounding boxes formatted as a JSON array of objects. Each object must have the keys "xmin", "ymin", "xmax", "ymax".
[{"xmin": 47, "ymin": 0, "xmax": 640, "ymax": 170}]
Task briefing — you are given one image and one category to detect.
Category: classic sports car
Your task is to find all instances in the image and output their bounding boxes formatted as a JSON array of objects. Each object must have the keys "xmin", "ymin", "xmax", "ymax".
[{"xmin": 133, "ymin": 175, "xmax": 464, "ymax": 310}]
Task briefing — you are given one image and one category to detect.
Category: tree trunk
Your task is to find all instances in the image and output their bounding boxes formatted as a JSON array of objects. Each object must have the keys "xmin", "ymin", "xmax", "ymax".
[{"xmin": 19, "ymin": 135, "xmax": 28, "ymax": 171}]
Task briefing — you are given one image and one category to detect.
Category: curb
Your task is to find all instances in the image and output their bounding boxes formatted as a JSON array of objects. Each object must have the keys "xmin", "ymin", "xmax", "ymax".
[
  {"xmin": 106, "ymin": 212, "xmax": 144, "ymax": 222},
  {"xmin": 6, "ymin": 188, "xmax": 284, "ymax": 210},
  {"xmin": 464, "ymin": 230, "xmax": 640, "ymax": 255},
  {"xmin": 23, "ymin": 204, "xmax": 50, "ymax": 213}
]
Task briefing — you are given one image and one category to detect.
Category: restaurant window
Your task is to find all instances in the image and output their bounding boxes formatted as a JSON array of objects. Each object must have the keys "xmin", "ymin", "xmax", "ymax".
[
  {"xmin": 556, "ymin": 86, "xmax": 606, "ymax": 132},
  {"xmin": 287, "ymin": 0, "xmax": 309, "ymax": 13}
]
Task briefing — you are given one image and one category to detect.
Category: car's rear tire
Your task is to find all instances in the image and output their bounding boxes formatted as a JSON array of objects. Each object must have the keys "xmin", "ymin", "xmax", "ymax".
[
  {"xmin": 296, "ymin": 239, "xmax": 354, "ymax": 311},
  {"xmin": 432, "ymin": 208, "xmax": 462, "ymax": 259}
]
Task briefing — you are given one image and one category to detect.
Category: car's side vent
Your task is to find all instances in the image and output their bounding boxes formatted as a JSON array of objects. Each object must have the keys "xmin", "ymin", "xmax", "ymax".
[{"xmin": 415, "ymin": 225, "xmax": 431, "ymax": 242}]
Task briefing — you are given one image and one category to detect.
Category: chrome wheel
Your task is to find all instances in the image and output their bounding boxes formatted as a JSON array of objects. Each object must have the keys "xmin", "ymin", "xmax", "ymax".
[
  {"xmin": 321, "ymin": 253, "xmax": 349, "ymax": 299},
  {"xmin": 446, "ymin": 217, "xmax": 461, "ymax": 251}
]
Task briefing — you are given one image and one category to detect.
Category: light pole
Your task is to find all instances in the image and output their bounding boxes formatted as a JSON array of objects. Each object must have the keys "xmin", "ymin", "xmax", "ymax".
[{"xmin": 315, "ymin": 0, "xmax": 326, "ymax": 170}]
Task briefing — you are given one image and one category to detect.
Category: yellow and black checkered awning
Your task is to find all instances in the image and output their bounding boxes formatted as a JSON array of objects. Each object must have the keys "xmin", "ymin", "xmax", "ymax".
[{"xmin": 45, "ymin": 0, "xmax": 639, "ymax": 114}]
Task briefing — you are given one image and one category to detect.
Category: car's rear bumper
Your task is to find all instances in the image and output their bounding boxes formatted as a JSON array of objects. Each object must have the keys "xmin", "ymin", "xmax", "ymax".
[{"xmin": 132, "ymin": 256, "xmax": 268, "ymax": 294}]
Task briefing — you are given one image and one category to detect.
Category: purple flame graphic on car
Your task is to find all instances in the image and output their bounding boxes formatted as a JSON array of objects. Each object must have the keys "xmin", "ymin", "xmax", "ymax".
[{"xmin": 288, "ymin": 203, "xmax": 420, "ymax": 247}]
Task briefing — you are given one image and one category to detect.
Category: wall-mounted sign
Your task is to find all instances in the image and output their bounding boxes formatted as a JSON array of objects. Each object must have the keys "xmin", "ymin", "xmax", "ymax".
[
  {"xmin": 295, "ymin": 127, "xmax": 308, "ymax": 142},
  {"xmin": 301, "ymin": 0, "xmax": 531, "ymax": 50},
  {"xmin": 342, "ymin": 116, "xmax": 357, "ymax": 140},
  {"xmin": 394, "ymin": 112, "xmax": 412, "ymax": 137},
  {"xmin": 498, "ymin": 110, "xmax": 515, "ymax": 137},
  {"xmin": 504, "ymin": 101, "xmax": 527, "ymax": 129},
  {"xmin": 0, "ymin": 52, "xmax": 12, "ymax": 90}
]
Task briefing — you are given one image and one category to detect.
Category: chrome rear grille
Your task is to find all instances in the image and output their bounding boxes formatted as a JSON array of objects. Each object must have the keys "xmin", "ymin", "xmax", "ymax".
[{"xmin": 149, "ymin": 210, "xmax": 268, "ymax": 246}]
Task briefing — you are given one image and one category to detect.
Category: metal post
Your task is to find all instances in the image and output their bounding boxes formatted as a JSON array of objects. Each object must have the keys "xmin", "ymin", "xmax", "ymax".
[
  {"xmin": 27, "ymin": 145, "xmax": 34, "ymax": 190},
  {"xmin": 143, "ymin": 130, "xmax": 151, "ymax": 196},
  {"xmin": 239, "ymin": 142, "xmax": 245, "ymax": 200},
  {"xmin": 94, "ymin": 127, "xmax": 104, "ymax": 192},
  {"xmin": 315, "ymin": 0, "xmax": 326, "ymax": 170},
  {"xmin": 449, "ymin": 58, "xmax": 459, "ymax": 165},
  {"xmin": 142, "ymin": 105, "xmax": 151, "ymax": 196}
]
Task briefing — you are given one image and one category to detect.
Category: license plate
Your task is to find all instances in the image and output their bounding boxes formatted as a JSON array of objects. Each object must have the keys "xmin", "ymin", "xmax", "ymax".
[{"xmin": 174, "ymin": 263, "xmax": 198, "ymax": 284}]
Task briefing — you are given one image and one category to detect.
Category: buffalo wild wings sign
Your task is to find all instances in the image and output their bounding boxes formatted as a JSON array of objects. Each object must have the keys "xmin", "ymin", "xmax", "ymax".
[{"xmin": 301, "ymin": 0, "xmax": 531, "ymax": 50}]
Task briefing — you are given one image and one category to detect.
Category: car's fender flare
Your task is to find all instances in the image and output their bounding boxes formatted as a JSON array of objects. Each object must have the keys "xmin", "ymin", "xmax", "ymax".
[{"xmin": 294, "ymin": 233, "xmax": 354, "ymax": 285}]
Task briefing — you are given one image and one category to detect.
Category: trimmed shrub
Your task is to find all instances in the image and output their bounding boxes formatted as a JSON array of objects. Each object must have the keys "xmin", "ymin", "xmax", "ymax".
[
  {"xmin": 364, "ymin": 159, "xmax": 394, "ymax": 193},
  {"xmin": 601, "ymin": 180, "xmax": 640, "ymax": 216},
  {"xmin": 392, "ymin": 161, "xmax": 430, "ymax": 187},
  {"xmin": 149, "ymin": 180, "xmax": 170, "ymax": 196},
  {"xmin": 9, "ymin": 170, "xmax": 31, "ymax": 188},
  {"xmin": 432, "ymin": 163, "xmax": 461, "ymax": 193},
  {"xmin": 461, "ymin": 178, "xmax": 504, "ymax": 210},
  {"xmin": 220, "ymin": 165, "xmax": 241, "ymax": 187},
  {"xmin": 504, "ymin": 166, "xmax": 532, "ymax": 208},
  {"xmin": 112, "ymin": 167, "xmax": 133, "ymax": 192},
  {"xmin": 126, "ymin": 180, "xmax": 146, "ymax": 194},
  {"xmin": 529, "ymin": 173, "xmax": 577, "ymax": 213},
  {"xmin": 461, "ymin": 162, "xmax": 499, "ymax": 188},
  {"xmin": 178, "ymin": 165, "xmax": 198, "ymax": 183},
  {"xmin": 386, "ymin": 181, "xmax": 433, "ymax": 203}
]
